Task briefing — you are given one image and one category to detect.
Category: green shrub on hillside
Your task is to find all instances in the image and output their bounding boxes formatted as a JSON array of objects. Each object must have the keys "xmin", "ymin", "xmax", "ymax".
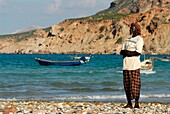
[
  {"xmin": 43, "ymin": 27, "xmax": 51, "ymax": 32},
  {"xmin": 99, "ymin": 26, "xmax": 105, "ymax": 33},
  {"xmin": 60, "ymin": 27, "xmax": 64, "ymax": 32},
  {"xmin": 0, "ymin": 30, "xmax": 35, "ymax": 41},
  {"xmin": 105, "ymin": 36, "xmax": 111, "ymax": 41},
  {"xmin": 97, "ymin": 34, "xmax": 104, "ymax": 40},
  {"xmin": 116, "ymin": 37, "xmax": 123, "ymax": 43}
]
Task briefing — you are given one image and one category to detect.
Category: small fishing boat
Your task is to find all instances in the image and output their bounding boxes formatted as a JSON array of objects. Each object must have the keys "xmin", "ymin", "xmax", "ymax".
[
  {"xmin": 116, "ymin": 57, "xmax": 155, "ymax": 74},
  {"xmin": 163, "ymin": 55, "xmax": 170, "ymax": 59},
  {"xmin": 153, "ymin": 57, "xmax": 170, "ymax": 62},
  {"xmin": 70, "ymin": 55, "xmax": 93, "ymax": 62},
  {"xmin": 35, "ymin": 58, "xmax": 85, "ymax": 66},
  {"xmin": 141, "ymin": 58, "xmax": 154, "ymax": 71}
]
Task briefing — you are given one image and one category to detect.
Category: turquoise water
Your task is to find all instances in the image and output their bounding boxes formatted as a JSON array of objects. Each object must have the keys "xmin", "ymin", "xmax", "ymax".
[{"xmin": 0, "ymin": 54, "xmax": 169, "ymax": 103}]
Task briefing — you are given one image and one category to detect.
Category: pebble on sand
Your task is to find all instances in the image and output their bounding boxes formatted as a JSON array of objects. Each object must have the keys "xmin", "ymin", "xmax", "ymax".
[{"xmin": 0, "ymin": 100, "xmax": 169, "ymax": 114}]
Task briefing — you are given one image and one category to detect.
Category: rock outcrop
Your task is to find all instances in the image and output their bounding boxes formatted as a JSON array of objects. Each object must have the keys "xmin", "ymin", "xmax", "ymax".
[{"xmin": 0, "ymin": 0, "xmax": 169, "ymax": 54}]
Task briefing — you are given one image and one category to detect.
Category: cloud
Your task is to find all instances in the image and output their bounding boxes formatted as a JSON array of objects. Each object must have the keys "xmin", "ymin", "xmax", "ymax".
[
  {"xmin": 47, "ymin": 0, "xmax": 97, "ymax": 13},
  {"xmin": 46, "ymin": 0, "xmax": 112, "ymax": 16},
  {"xmin": 0, "ymin": 0, "xmax": 5, "ymax": 5},
  {"xmin": 67, "ymin": 0, "xmax": 97, "ymax": 8},
  {"xmin": 47, "ymin": 0, "xmax": 62, "ymax": 13}
]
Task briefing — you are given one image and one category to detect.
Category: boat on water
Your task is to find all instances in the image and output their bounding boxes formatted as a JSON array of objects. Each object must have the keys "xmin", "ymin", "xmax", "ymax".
[
  {"xmin": 115, "ymin": 56, "xmax": 155, "ymax": 74},
  {"xmin": 140, "ymin": 56, "xmax": 170, "ymax": 73},
  {"xmin": 35, "ymin": 58, "xmax": 85, "ymax": 66},
  {"xmin": 70, "ymin": 55, "xmax": 93, "ymax": 62},
  {"xmin": 141, "ymin": 58, "xmax": 154, "ymax": 71},
  {"xmin": 153, "ymin": 57, "xmax": 170, "ymax": 62},
  {"xmin": 163, "ymin": 55, "xmax": 170, "ymax": 59}
]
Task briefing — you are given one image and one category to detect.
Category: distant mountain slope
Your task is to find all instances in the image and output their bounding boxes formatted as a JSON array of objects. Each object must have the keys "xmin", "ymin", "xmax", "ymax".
[
  {"xmin": 0, "ymin": 0, "xmax": 169, "ymax": 54},
  {"xmin": 13, "ymin": 25, "xmax": 41, "ymax": 34}
]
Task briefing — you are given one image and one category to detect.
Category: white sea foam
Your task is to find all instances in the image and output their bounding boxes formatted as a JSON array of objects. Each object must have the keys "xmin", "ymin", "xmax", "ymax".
[
  {"xmin": 86, "ymin": 94, "xmax": 170, "ymax": 99},
  {"xmin": 116, "ymin": 70, "xmax": 156, "ymax": 74},
  {"xmin": 52, "ymin": 94, "xmax": 170, "ymax": 101},
  {"xmin": 0, "ymin": 94, "xmax": 169, "ymax": 103},
  {"xmin": 140, "ymin": 70, "xmax": 156, "ymax": 74},
  {"xmin": 140, "ymin": 94, "xmax": 170, "ymax": 98}
]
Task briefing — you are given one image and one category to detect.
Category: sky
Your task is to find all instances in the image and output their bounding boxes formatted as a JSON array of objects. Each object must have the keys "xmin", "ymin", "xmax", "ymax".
[{"xmin": 0, "ymin": 0, "xmax": 114, "ymax": 35}]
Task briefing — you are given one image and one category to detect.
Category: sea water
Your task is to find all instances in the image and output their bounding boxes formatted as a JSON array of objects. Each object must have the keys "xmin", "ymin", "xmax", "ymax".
[{"xmin": 0, "ymin": 54, "xmax": 169, "ymax": 103}]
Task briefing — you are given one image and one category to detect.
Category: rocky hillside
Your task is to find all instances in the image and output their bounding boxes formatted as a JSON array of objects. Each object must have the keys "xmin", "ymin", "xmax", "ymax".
[{"xmin": 0, "ymin": 0, "xmax": 169, "ymax": 54}]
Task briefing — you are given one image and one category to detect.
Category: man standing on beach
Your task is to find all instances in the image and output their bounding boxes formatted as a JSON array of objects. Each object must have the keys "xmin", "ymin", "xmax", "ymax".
[{"xmin": 120, "ymin": 22, "xmax": 144, "ymax": 108}]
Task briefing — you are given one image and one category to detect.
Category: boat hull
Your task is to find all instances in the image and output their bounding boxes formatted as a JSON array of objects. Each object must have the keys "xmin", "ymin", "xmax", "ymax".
[
  {"xmin": 35, "ymin": 58, "xmax": 82, "ymax": 66},
  {"xmin": 141, "ymin": 58, "xmax": 154, "ymax": 71}
]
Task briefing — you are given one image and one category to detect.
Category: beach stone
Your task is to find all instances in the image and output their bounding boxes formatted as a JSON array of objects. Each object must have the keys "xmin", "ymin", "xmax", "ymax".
[
  {"xmin": 83, "ymin": 102, "xmax": 90, "ymax": 106},
  {"xmin": 82, "ymin": 112, "xmax": 87, "ymax": 114},
  {"xmin": 25, "ymin": 106, "xmax": 33, "ymax": 113},
  {"xmin": 0, "ymin": 101, "xmax": 169, "ymax": 114},
  {"xmin": 74, "ymin": 110, "xmax": 82, "ymax": 114},
  {"xmin": 91, "ymin": 109, "xmax": 100, "ymax": 113},
  {"xmin": 94, "ymin": 102, "xmax": 104, "ymax": 106},
  {"xmin": 1, "ymin": 108, "xmax": 10, "ymax": 114},
  {"xmin": 57, "ymin": 112, "xmax": 64, "ymax": 114},
  {"xmin": 65, "ymin": 110, "xmax": 73, "ymax": 114},
  {"xmin": 34, "ymin": 109, "xmax": 47, "ymax": 114},
  {"xmin": 64, "ymin": 104, "xmax": 71, "ymax": 110},
  {"xmin": 67, "ymin": 102, "xmax": 76, "ymax": 106},
  {"xmin": 49, "ymin": 113, "xmax": 56, "ymax": 114},
  {"xmin": 17, "ymin": 112, "xmax": 23, "ymax": 114},
  {"xmin": 76, "ymin": 104, "xmax": 84, "ymax": 110}
]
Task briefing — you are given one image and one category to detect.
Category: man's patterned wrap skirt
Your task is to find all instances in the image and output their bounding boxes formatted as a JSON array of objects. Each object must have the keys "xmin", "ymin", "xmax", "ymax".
[{"xmin": 123, "ymin": 69, "xmax": 141, "ymax": 100}]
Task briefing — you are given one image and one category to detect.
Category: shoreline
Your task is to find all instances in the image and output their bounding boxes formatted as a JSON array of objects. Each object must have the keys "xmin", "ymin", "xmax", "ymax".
[{"xmin": 0, "ymin": 100, "xmax": 169, "ymax": 114}]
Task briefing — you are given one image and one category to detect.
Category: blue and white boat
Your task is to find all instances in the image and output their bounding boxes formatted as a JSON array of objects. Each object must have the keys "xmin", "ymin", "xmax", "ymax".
[{"xmin": 35, "ymin": 58, "xmax": 85, "ymax": 66}]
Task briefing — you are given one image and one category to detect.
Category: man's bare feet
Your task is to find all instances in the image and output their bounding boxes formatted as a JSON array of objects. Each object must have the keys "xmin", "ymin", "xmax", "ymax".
[
  {"xmin": 134, "ymin": 104, "xmax": 140, "ymax": 108},
  {"xmin": 134, "ymin": 100, "xmax": 140, "ymax": 108},
  {"xmin": 122, "ymin": 104, "xmax": 133, "ymax": 109}
]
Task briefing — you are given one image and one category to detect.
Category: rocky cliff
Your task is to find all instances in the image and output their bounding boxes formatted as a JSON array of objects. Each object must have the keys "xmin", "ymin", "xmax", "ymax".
[{"xmin": 0, "ymin": 0, "xmax": 169, "ymax": 54}]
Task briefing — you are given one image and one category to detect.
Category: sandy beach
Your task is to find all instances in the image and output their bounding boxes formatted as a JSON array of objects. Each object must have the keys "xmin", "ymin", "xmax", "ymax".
[{"xmin": 0, "ymin": 100, "xmax": 169, "ymax": 114}]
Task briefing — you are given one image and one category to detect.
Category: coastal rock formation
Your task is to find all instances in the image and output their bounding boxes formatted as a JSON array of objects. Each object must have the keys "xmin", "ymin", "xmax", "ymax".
[{"xmin": 0, "ymin": 0, "xmax": 169, "ymax": 54}]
